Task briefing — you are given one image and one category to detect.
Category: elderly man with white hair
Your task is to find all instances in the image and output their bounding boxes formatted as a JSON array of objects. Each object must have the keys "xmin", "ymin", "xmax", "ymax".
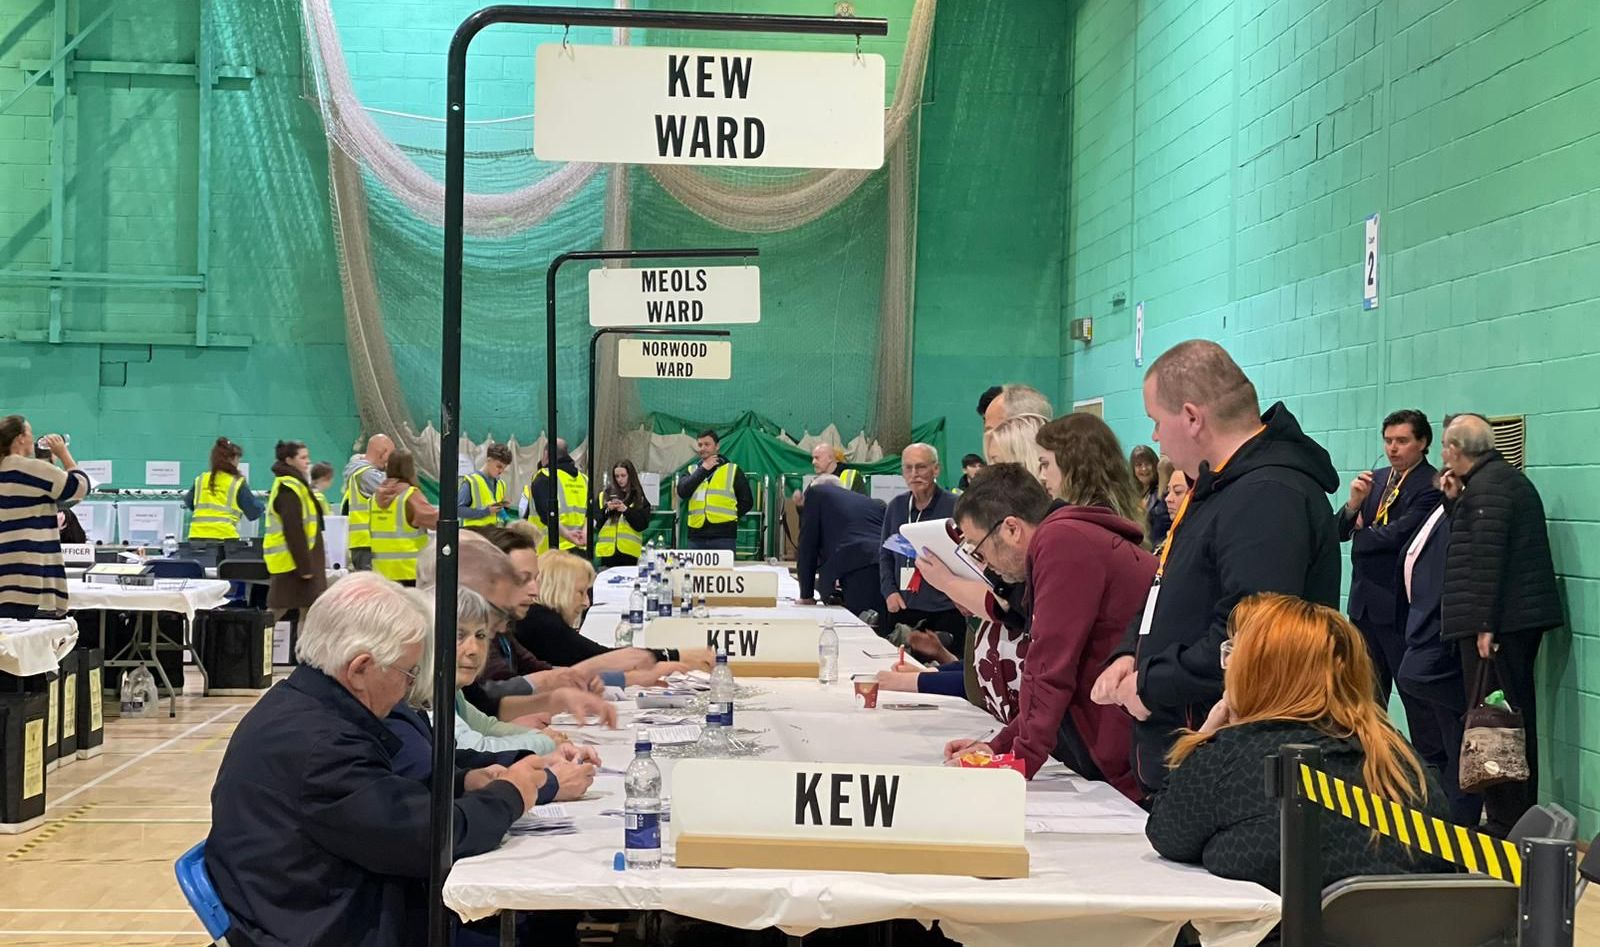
[
  {"xmin": 875, "ymin": 442, "xmax": 967, "ymax": 646},
  {"xmin": 206, "ymin": 571, "xmax": 551, "ymax": 947}
]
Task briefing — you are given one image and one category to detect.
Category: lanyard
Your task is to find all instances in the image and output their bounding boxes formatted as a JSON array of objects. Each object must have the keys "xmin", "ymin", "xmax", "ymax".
[
  {"xmin": 908, "ymin": 490, "xmax": 933, "ymax": 524},
  {"xmin": 1373, "ymin": 464, "xmax": 1412, "ymax": 525},
  {"xmin": 1155, "ymin": 425, "xmax": 1265, "ymax": 578}
]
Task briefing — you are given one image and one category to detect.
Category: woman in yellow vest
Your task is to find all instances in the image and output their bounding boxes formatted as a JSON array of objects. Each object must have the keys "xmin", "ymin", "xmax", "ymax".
[
  {"xmin": 263, "ymin": 440, "xmax": 327, "ymax": 619},
  {"xmin": 592, "ymin": 459, "xmax": 653, "ymax": 568},
  {"xmin": 185, "ymin": 437, "xmax": 264, "ymax": 541},
  {"xmin": 369, "ymin": 449, "xmax": 438, "ymax": 586}
]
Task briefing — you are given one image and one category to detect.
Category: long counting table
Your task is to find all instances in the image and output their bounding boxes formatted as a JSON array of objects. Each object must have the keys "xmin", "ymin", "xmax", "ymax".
[{"xmin": 443, "ymin": 567, "xmax": 1279, "ymax": 947}]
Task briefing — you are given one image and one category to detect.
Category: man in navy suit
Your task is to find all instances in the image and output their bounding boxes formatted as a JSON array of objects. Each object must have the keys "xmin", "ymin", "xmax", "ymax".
[
  {"xmin": 795, "ymin": 477, "xmax": 887, "ymax": 617},
  {"xmin": 1339, "ymin": 409, "xmax": 1443, "ymax": 703},
  {"xmin": 1394, "ymin": 481, "xmax": 1479, "ymax": 826}
]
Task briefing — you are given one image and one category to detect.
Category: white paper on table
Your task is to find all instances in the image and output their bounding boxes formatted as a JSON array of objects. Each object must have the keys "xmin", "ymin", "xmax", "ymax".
[
  {"xmin": 521, "ymin": 804, "xmax": 571, "ymax": 821},
  {"xmin": 648, "ymin": 724, "xmax": 701, "ymax": 745},
  {"xmin": 1024, "ymin": 798, "xmax": 1148, "ymax": 835}
]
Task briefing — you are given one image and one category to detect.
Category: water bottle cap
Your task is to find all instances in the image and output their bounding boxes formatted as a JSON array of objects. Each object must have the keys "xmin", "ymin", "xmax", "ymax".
[{"xmin": 715, "ymin": 649, "xmax": 728, "ymax": 663}]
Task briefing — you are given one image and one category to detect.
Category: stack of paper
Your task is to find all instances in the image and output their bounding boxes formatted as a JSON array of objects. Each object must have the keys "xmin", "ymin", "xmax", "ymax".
[{"xmin": 508, "ymin": 804, "xmax": 577, "ymax": 836}]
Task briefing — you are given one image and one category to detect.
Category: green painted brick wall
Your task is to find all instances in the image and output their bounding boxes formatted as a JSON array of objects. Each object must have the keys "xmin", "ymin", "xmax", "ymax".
[
  {"xmin": 1064, "ymin": 0, "xmax": 1600, "ymax": 833},
  {"xmin": 0, "ymin": 0, "xmax": 358, "ymax": 486}
]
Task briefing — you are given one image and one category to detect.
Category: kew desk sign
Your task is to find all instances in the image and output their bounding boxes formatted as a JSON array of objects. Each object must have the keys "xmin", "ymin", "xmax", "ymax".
[
  {"xmin": 672, "ymin": 760, "xmax": 1029, "ymax": 878},
  {"xmin": 641, "ymin": 617, "xmax": 818, "ymax": 677}
]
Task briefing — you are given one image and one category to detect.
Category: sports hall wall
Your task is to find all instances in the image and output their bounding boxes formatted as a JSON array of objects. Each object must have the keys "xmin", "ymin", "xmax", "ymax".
[
  {"xmin": 0, "ymin": 0, "xmax": 1069, "ymax": 476},
  {"xmin": 1061, "ymin": 0, "xmax": 1600, "ymax": 833}
]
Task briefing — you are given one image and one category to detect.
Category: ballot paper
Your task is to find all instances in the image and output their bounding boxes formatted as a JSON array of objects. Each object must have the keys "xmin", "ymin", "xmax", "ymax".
[
  {"xmin": 648, "ymin": 724, "xmax": 702, "ymax": 745},
  {"xmin": 634, "ymin": 711, "xmax": 697, "ymax": 726},
  {"xmin": 509, "ymin": 804, "xmax": 577, "ymax": 836},
  {"xmin": 897, "ymin": 517, "xmax": 994, "ymax": 589}
]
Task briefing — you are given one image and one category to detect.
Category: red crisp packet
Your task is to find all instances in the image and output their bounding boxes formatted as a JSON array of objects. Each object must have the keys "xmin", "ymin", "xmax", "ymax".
[{"xmin": 957, "ymin": 752, "xmax": 1026, "ymax": 774}]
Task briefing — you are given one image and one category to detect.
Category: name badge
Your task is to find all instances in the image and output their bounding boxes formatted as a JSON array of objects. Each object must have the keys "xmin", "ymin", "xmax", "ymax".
[
  {"xmin": 899, "ymin": 566, "xmax": 915, "ymax": 590},
  {"xmin": 1137, "ymin": 577, "xmax": 1161, "ymax": 636}
]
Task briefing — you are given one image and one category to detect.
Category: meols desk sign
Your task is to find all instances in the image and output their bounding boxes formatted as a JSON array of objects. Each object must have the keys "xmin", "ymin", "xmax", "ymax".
[
  {"xmin": 642, "ymin": 616, "xmax": 817, "ymax": 677},
  {"xmin": 678, "ymin": 567, "xmax": 778, "ymax": 606},
  {"xmin": 589, "ymin": 266, "xmax": 760, "ymax": 328},
  {"xmin": 673, "ymin": 760, "xmax": 1029, "ymax": 878},
  {"xmin": 533, "ymin": 44, "xmax": 885, "ymax": 170}
]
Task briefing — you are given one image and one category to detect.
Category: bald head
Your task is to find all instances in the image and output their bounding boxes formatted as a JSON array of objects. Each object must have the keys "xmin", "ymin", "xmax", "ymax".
[
  {"xmin": 365, "ymin": 433, "xmax": 394, "ymax": 466},
  {"xmin": 810, "ymin": 442, "xmax": 841, "ymax": 475}
]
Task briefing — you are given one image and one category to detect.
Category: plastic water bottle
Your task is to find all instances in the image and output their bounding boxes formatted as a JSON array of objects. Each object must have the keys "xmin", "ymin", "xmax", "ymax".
[
  {"xmin": 119, "ymin": 668, "xmax": 141, "ymax": 716},
  {"xmin": 818, "ymin": 616, "xmax": 838, "ymax": 684},
  {"xmin": 709, "ymin": 647, "xmax": 735, "ymax": 729},
  {"xmin": 656, "ymin": 569, "xmax": 673, "ymax": 619},
  {"xmin": 161, "ymin": 533, "xmax": 178, "ymax": 559},
  {"xmin": 693, "ymin": 595, "xmax": 709, "ymax": 619},
  {"xmin": 627, "ymin": 582, "xmax": 645, "ymax": 629},
  {"xmin": 645, "ymin": 568, "xmax": 661, "ymax": 617},
  {"xmin": 678, "ymin": 586, "xmax": 693, "ymax": 617},
  {"xmin": 696, "ymin": 706, "xmax": 730, "ymax": 758},
  {"xmin": 623, "ymin": 729, "xmax": 663, "ymax": 869}
]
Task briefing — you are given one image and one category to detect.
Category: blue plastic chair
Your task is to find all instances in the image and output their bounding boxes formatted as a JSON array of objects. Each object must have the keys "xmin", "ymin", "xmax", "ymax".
[{"xmin": 174, "ymin": 841, "xmax": 232, "ymax": 945}]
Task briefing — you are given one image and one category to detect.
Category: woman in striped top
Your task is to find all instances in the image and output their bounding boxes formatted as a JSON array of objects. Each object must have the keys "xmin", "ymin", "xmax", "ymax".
[{"xmin": 0, "ymin": 415, "xmax": 91, "ymax": 619}]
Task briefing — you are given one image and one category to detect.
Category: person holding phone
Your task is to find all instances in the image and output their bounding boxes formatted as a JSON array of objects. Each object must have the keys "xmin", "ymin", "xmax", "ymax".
[{"xmin": 592, "ymin": 459, "xmax": 652, "ymax": 568}]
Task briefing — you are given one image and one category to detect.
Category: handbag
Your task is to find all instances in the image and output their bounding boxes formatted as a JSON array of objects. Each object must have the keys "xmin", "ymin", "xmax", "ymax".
[{"xmin": 1458, "ymin": 657, "xmax": 1530, "ymax": 792}]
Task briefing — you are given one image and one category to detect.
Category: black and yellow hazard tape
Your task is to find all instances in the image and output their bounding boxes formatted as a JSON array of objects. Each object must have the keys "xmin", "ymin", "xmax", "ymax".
[
  {"xmin": 1298, "ymin": 763, "xmax": 1521, "ymax": 885},
  {"xmin": 4, "ymin": 804, "xmax": 95, "ymax": 861}
]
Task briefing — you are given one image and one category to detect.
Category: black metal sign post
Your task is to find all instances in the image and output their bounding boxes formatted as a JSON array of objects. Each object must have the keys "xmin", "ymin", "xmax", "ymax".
[
  {"xmin": 586, "ymin": 324, "xmax": 735, "ymax": 560},
  {"xmin": 546, "ymin": 246, "xmax": 755, "ymax": 557},
  {"xmin": 437, "ymin": 10, "xmax": 886, "ymax": 946}
]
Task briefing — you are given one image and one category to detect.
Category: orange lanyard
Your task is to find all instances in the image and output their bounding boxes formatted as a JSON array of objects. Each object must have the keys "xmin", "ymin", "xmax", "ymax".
[
  {"xmin": 1155, "ymin": 425, "xmax": 1265, "ymax": 578},
  {"xmin": 1372, "ymin": 464, "xmax": 1412, "ymax": 526}
]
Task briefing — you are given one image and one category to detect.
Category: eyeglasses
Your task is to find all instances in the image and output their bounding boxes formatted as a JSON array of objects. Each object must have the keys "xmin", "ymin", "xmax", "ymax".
[
  {"xmin": 1220, "ymin": 639, "xmax": 1234, "ymax": 669},
  {"xmin": 959, "ymin": 517, "xmax": 1007, "ymax": 567},
  {"xmin": 396, "ymin": 663, "xmax": 422, "ymax": 685}
]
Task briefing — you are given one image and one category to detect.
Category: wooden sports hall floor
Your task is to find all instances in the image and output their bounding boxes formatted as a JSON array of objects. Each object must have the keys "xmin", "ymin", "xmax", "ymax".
[{"xmin": 1, "ymin": 671, "xmax": 1595, "ymax": 946}]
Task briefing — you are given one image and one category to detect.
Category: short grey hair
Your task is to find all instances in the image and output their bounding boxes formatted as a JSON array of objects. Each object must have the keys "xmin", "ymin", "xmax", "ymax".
[
  {"xmin": 405, "ymin": 586, "xmax": 494, "ymax": 707},
  {"xmin": 810, "ymin": 473, "xmax": 844, "ymax": 491},
  {"xmin": 296, "ymin": 571, "xmax": 433, "ymax": 683},
  {"xmin": 416, "ymin": 530, "xmax": 518, "ymax": 594},
  {"xmin": 999, "ymin": 384, "xmax": 1053, "ymax": 421},
  {"xmin": 1443, "ymin": 414, "xmax": 1494, "ymax": 459},
  {"xmin": 902, "ymin": 442, "xmax": 939, "ymax": 466}
]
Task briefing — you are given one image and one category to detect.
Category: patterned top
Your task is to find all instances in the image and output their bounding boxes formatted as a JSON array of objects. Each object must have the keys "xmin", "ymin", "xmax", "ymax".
[
  {"xmin": 1145, "ymin": 720, "xmax": 1452, "ymax": 892},
  {"xmin": 0, "ymin": 455, "xmax": 91, "ymax": 614}
]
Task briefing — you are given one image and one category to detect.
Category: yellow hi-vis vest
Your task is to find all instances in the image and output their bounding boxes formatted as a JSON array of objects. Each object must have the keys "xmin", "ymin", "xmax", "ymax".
[
  {"xmin": 316, "ymin": 492, "xmax": 332, "ymax": 517},
  {"xmin": 264, "ymin": 476, "xmax": 319, "ymax": 575},
  {"xmin": 342, "ymin": 461, "xmax": 378, "ymax": 550},
  {"xmin": 687, "ymin": 462, "xmax": 740, "ymax": 528},
  {"xmin": 594, "ymin": 490, "xmax": 643, "ymax": 560},
  {"xmin": 188, "ymin": 471, "xmax": 244, "ymax": 540},
  {"xmin": 369, "ymin": 486, "xmax": 427, "ymax": 582},
  {"xmin": 839, "ymin": 468, "xmax": 862, "ymax": 492},
  {"xmin": 460, "ymin": 471, "xmax": 506, "ymax": 528},
  {"xmin": 524, "ymin": 469, "xmax": 589, "ymax": 553}
]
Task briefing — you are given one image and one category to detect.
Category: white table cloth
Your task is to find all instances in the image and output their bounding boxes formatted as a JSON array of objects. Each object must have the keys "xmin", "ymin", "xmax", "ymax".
[
  {"xmin": 444, "ymin": 569, "xmax": 1279, "ymax": 946},
  {"xmin": 0, "ymin": 618, "xmax": 79, "ymax": 677},
  {"xmin": 65, "ymin": 578, "xmax": 232, "ymax": 621}
]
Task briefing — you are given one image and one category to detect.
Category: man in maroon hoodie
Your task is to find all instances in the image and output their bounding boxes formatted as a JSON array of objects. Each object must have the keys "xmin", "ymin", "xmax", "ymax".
[{"xmin": 943, "ymin": 463, "xmax": 1154, "ymax": 801}]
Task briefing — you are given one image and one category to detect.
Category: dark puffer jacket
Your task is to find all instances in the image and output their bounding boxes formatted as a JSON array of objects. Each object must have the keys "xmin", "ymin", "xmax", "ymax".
[{"xmin": 1441, "ymin": 451, "xmax": 1562, "ymax": 641}]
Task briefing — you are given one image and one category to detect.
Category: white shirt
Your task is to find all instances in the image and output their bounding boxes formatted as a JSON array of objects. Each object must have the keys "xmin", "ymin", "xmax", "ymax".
[{"xmin": 1403, "ymin": 504, "xmax": 1448, "ymax": 600}]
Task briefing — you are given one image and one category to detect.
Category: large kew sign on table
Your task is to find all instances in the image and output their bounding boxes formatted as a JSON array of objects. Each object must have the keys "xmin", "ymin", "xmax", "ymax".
[{"xmin": 533, "ymin": 44, "xmax": 886, "ymax": 169}]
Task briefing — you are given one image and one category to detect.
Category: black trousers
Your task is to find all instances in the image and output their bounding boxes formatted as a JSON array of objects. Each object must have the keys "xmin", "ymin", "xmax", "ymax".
[
  {"xmin": 1399, "ymin": 677, "xmax": 1480, "ymax": 827},
  {"xmin": 1354, "ymin": 615, "xmax": 1403, "ymax": 703},
  {"xmin": 834, "ymin": 565, "xmax": 886, "ymax": 619},
  {"xmin": 1459, "ymin": 631, "xmax": 1543, "ymax": 837}
]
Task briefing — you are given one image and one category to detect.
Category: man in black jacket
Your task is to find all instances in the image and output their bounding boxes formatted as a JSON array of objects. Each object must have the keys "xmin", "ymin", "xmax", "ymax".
[
  {"xmin": 1439, "ymin": 413, "xmax": 1562, "ymax": 837},
  {"xmin": 796, "ymin": 477, "xmax": 887, "ymax": 616},
  {"xmin": 1339, "ymin": 409, "xmax": 1443, "ymax": 702},
  {"xmin": 206, "ymin": 573, "xmax": 554, "ymax": 947},
  {"xmin": 1092, "ymin": 340, "xmax": 1340, "ymax": 793}
]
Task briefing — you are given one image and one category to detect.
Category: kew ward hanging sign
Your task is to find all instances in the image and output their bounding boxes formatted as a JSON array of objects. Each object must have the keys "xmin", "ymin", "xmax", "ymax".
[
  {"xmin": 589, "ymin": 265, "xmax": 761, "ymax": 327},
  {"xmin": 533, "ymin": 44, "xmax": 886, "ymax": 169}
]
